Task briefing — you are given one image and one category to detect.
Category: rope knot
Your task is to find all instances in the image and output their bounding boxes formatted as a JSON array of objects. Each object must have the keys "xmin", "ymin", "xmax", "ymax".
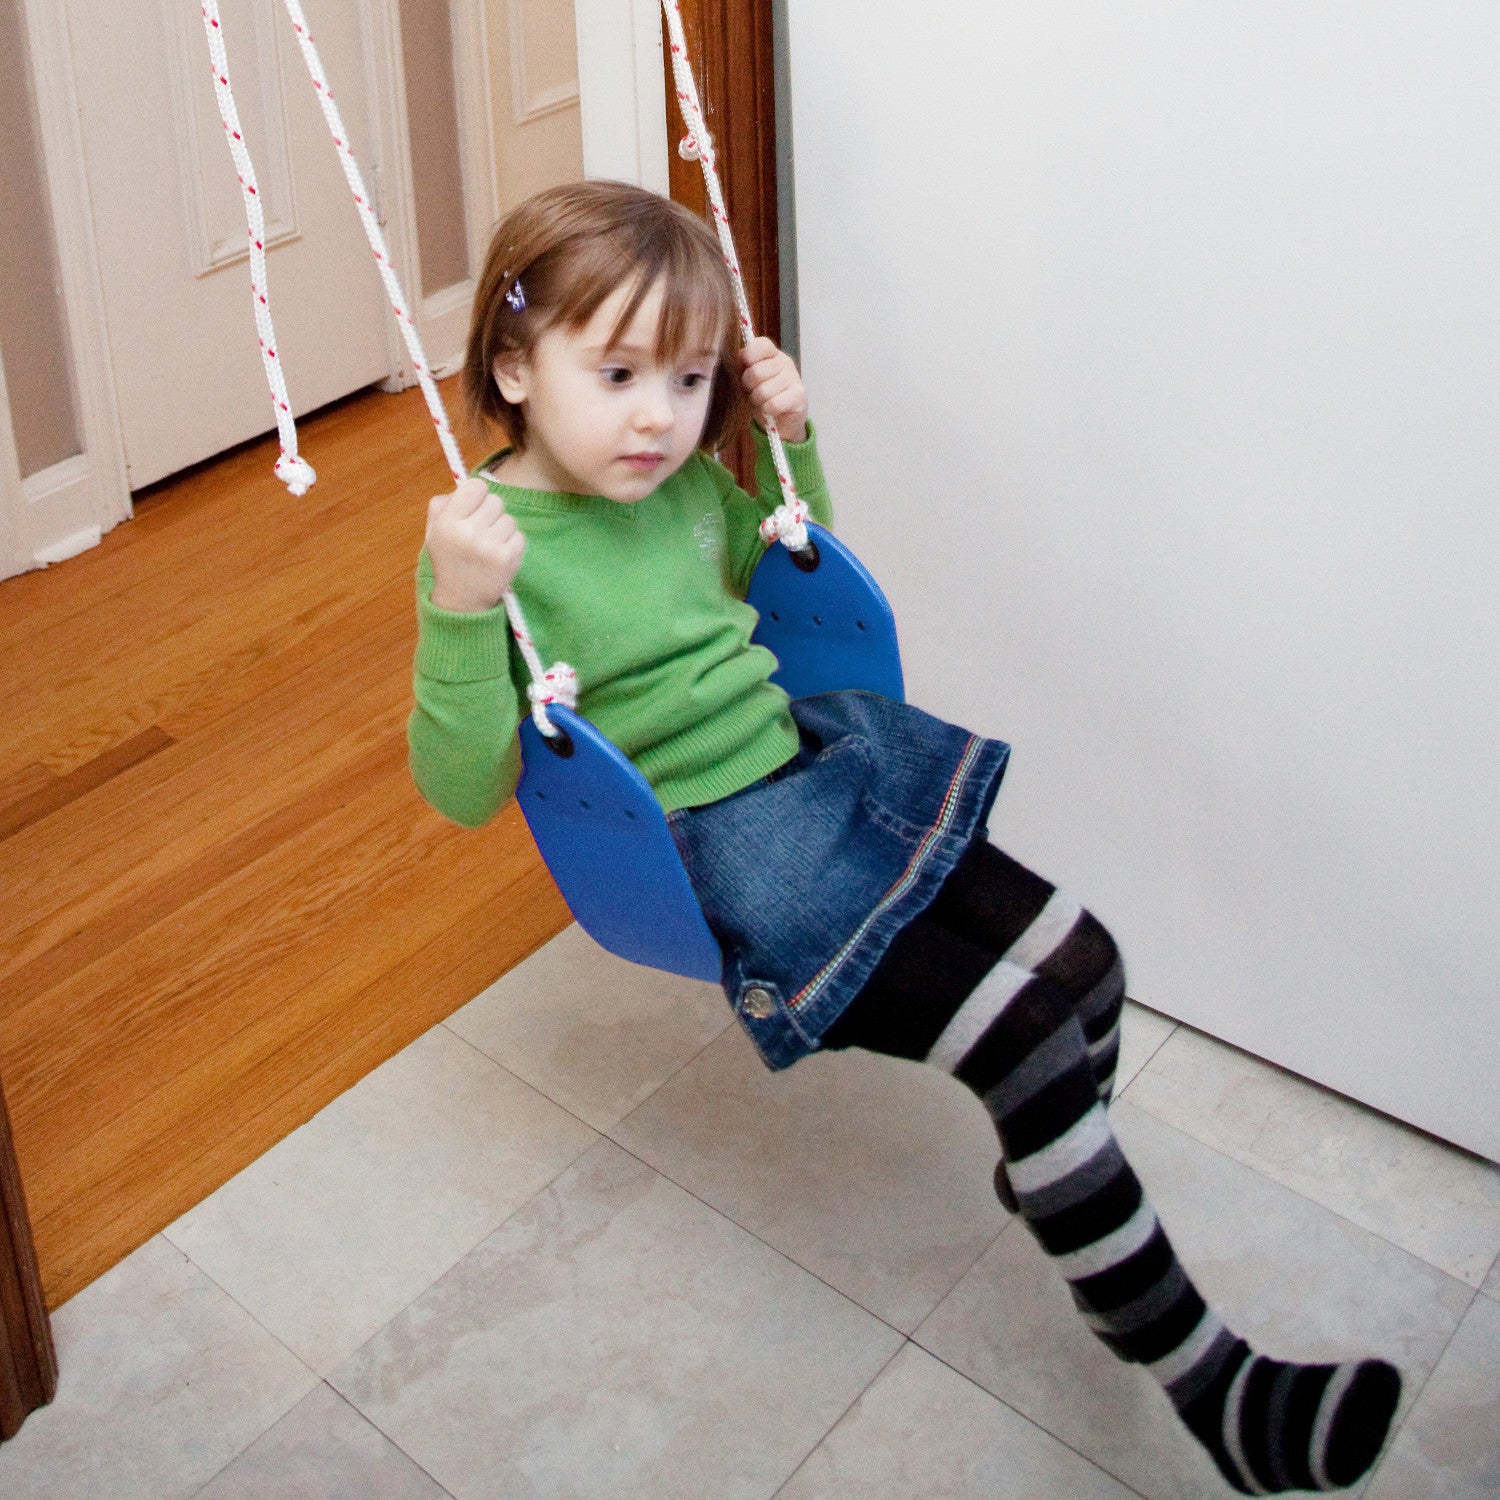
[
  {"xmin": 527, "ymin": 661, "xmax": 579, "ymax": 735},
  {"xmin": 758, "ymin": 496, "xmax": 810, "ymax": 552},
  {"xmin": 274, "ymin": 452, "xmax": 316, "ymax": 496}
]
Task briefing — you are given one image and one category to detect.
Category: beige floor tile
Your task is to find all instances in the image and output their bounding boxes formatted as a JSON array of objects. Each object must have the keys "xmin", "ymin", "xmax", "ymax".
[
  {"xmin": 445, "ymin": 922, "xmax": 732, "ymax": 1131},
  {"xmin": 1124, "ymin": 1025, "xmax": 1500, "ymax": 1286},
  {"xmin": 915, "ymin": 1103, "xmax": 1473, "ymax": 1500},
  {"xmin": 611, "ymin": 1024, "xmax": 1007, "ymax": 1333},
  {"xmin": 772, "ymin": 1342, "xmax": 1135, "ymax": 1499},
  {"xmin": 194, "ymin": 1382, "xmax": 453, "ymax": 1499},
  {"xmin": 165, "ymin": 1025, "xmax": 597, "ymax": 1376},
  {"xmin": 1115, "ymin": 999, "xmax": 1177, "ymax": 1095},
  {"xmin": 0, "ymin": 1237, "xmax": 317, "ymax": 1500},
  {"xmin": 1364, "ymin": 1290, "xmax": 1500, "ymax": 1500},
  {"xmin": 332, "ymin": 1138, "xmax": 903, "ymax": 1500}
]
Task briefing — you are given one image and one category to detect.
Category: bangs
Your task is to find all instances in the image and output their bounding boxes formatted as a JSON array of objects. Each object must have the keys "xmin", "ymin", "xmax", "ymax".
[{"xmin": 554, "ymin": 232, "xmax": 733, "ymax": 362}]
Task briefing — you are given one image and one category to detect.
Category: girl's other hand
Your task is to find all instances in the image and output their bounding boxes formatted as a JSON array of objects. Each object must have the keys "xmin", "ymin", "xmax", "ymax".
[
  {"xmin": 425, "ymin": 477, "xmax": 526, "ymax": 613},
  {"xmin": 740, "ymin": 337, "xmax": 808, "ymax": 445}
]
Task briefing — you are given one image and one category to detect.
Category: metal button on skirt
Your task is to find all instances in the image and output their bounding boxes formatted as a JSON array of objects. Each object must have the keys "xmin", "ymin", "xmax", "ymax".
[{"xmin": 666, "ymin": 689, "xmax": 1010, "ymax": 1070}]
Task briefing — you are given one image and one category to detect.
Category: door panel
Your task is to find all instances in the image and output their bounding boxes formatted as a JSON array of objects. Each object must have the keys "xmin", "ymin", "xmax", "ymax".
[{"xmin": 69, "ymin": 0, "xmax": 392, "ymax": 489}]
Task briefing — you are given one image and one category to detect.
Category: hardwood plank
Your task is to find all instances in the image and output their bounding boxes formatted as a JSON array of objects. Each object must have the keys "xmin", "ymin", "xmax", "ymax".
[
  {"xmin": 0, "ymin": 765, "xmax": 56, "ymax": 811},
  {"xmin": 0, "ymin": 728, "xmax": 174, "ymax": 843},
  {"xmin": 10, "ymin": 493, "xmax": 424, "ymax": 780},
  {"xmin": 31, "ymin": 846, "xmax": 567, "ymax": 1308},
  {"xmin": 7, "ymin": 745, "xmax": 432, "ymax": 1154},
  {"xmin": 0, "ymin": 622, "xmax": 413, "ymax": 974}
]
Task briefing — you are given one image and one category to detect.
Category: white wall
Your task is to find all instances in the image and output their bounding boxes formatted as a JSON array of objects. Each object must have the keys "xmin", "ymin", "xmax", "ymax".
[{"xmin": 788, "ymin": 2, "xmax": 1500, "ymax": 1159}]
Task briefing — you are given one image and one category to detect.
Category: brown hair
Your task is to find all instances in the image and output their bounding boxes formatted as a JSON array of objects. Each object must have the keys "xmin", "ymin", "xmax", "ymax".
[{"xmin": 464, "ymin": 180, "xmax": 745, "ymax": 453}]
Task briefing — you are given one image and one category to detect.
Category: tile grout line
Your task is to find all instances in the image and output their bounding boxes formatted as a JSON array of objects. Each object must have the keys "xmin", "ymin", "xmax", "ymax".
[
  {"xmin": 1113, "ymin": 1009, "xmax": 1179, "ymax": 1102},
  {"xmin": 167, "ymin": 994, "xmax": 1484, "ymax": 1499},
  {"xmin": 764, "ymin": 1339, "xmax": 909, "ymax": 1500},
  {"xmin": 1099, "ymin": 1104, "xmax": 1484, "ymax": 1491},
  {"xmin": 901, "ymin": 1324, "xmax": 1154, "ymax": 1500},
  {"xmin": 145, "ymin": 1231, "xmax": 325, "ymax": 1496},
  {"xmin": 179, "ymin": 1379, "xmax": 460, "ymax": 1500},
  {"xmin": 1357, "ymin": 1279, "xmax": 1480, "ymax": 1498},
  {"xmin": 440, "ymin": 985, "xmax": 737, "ymax": 1135},
  {"xmin": 1113, "ymin": 1070, "xmax": 1500, "ymax": 1294},
  {"xmin": 158, "ymin": 1026, "xmax": 602, "ymax": 1414},
  {"xmin": 600, "ymin": 1130, "xmax": 960, "ymax": 1340},
  {"xmin": 599, "ymin": 1107, "xmax": 1015, "ymax": 1339}
]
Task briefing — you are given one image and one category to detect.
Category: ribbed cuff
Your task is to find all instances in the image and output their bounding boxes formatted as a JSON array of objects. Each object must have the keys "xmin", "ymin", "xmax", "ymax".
[{"xmin": 414, "ymin": 555, "xmax": 513, "ymax": 683}]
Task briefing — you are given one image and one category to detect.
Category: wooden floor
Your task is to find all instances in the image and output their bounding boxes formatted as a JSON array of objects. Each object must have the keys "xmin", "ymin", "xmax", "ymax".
[{"xmin": 0, "ymin": 382, "xmax": 569, "ymax": 1310}]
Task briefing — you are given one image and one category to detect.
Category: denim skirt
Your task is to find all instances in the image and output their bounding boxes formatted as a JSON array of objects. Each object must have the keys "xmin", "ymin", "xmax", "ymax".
[{"xmin": 665, "ymin": 690, "xmax": 1010, "ymax": 1070}]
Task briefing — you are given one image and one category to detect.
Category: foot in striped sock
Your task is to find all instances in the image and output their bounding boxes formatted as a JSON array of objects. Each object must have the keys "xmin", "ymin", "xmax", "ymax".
[{"xmin": 1178, "ymin": 1341, "xmax": 1401, "ymax": 1493}]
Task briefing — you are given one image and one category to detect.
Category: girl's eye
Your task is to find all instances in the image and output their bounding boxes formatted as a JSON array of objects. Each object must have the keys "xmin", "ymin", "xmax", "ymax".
[
  {"xmin": 679, "ymin": 371, "xmax": 709, "ymax": 390},
  {"xmin": 602, "ymin": 367, "xmax": 632, "ymax": 385}
]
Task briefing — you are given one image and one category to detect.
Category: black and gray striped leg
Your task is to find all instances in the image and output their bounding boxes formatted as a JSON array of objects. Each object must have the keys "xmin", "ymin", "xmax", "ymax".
[
  {"xmin": 925, "ymin": 840, "xmax": 1126, "ymax": 1104},
  {"xmin": 826, "ymin": 914, "xmax": 1400, "ymax": 1493}
]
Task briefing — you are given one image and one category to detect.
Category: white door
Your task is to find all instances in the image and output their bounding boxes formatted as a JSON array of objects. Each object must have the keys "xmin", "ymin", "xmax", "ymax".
[
  {"xmin": 66, "ymin": 0, "xmax": 393, "ymax": 489},
  {"xmin": 787, "ymin": 2, "xmax": 1500, "ymax": 1161}
]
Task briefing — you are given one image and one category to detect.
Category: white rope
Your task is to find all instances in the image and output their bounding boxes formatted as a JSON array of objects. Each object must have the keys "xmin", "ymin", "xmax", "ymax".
[
  {"xmin": 199, "ymin": 3, "xmax": 314, "ymax": 495},
  {"xmin": 202, "ymin": 0, "xmax": 573, "ymax": 735},
  {"xmin": 275, "ymin": 0, "xmax": 466, "ymax": 482},
  {"xmin": 660, "ymin": 0, "xmax": 809, "ymax": 553}
]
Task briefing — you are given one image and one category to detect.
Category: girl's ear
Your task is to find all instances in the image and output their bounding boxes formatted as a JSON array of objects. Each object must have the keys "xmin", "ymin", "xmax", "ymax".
[{"xmin": 492, "ymin": 353, "xmax": 528, "ymax": 404}]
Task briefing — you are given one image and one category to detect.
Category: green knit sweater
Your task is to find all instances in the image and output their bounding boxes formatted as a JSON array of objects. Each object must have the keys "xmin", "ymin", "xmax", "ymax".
[{"xmin": 408, "ymin": 425, "xmax": 834, "ymax": 828}]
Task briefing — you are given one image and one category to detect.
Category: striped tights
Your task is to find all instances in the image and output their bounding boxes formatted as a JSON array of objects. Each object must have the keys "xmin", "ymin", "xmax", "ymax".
[{"xmin": 822, "ymin": 839, "xmax": 1400, "ymax": 1495}]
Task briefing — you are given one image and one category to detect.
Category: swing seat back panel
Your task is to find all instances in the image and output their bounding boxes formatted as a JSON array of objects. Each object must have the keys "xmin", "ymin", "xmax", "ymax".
[
  {"xmin": 748, "ymin": 524, "xmax": 905, "ymax": 704},
  {"xmin": 517, "ymin": 707, "xmax": 725, "ymax": 981},
  {"xmin": 516, "ymin": 525, "xmax": 903, "ymax": 980}
]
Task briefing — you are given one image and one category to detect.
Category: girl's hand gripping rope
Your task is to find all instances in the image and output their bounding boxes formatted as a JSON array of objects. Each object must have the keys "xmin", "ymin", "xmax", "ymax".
[
  {"xmin": 426, "ymin": 477, "xmax": 526, "ymax": 614},
  {"xmin": 740, "ymin": 337, "xmax": 808, "ymax": 445}
]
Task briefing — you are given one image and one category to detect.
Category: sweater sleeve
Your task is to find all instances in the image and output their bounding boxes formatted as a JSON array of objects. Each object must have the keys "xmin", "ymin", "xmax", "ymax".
[
  {"xmin": 407, "ymin": 548, "xmax": 524, "ymax": 828},
  {"xmin": 717, "ymin": 422, "xmax": 835, "ymax": 598}
]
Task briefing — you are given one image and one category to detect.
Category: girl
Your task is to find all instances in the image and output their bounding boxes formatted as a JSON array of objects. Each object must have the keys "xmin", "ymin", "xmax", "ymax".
[{"xmin": 408, "ymin": 179, "xmax": 1400, "ymax": 1496}]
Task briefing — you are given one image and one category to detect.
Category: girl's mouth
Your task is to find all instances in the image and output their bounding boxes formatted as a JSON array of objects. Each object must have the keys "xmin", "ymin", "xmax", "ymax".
[{"xmin": 620, "ymin": 452, "xmax": 665, "ymax": 472}]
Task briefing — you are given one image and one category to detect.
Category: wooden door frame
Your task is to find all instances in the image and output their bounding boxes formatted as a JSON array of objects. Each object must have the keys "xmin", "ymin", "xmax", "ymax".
[
  {"xmin": 659, "ymin": 0, "xmax": 780, "ymax": 347},
  {"xmin": 0, "ymin": 1076, "xmax": 55, "ymax": 1442},
  {"xmin": 660, "ymin": 0, "xmax": 780, "ymax": 483},
  {"xmin": 574, "ymin": 0, "xmax": 783, "ymax": 484}
]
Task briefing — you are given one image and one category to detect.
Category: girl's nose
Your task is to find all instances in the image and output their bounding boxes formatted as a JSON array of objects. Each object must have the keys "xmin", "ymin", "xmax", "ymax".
[{"xmin": 633, "ymin": 382, "xmax": 674, "ymax": 432}]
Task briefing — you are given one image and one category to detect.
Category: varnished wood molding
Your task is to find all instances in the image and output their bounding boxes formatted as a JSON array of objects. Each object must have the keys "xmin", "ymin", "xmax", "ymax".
[
  {"xmin": 663, "ymin": 0, "xmax": 780, "ymax": 486},
  {"xmin": 0, "ymin": 1075, "xmax": 56, "ymax": 1442}
]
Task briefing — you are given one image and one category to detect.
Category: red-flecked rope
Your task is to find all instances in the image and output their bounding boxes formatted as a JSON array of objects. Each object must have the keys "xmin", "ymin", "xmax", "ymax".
[
  {"xmin": 199, "ymin": 2, "xmax": 313, "ymax": 496},
  {"xmin": 201, "ymin": 0, "xmax": 573, "ymax": 734},
  {"xmin": 659, "ymin": 0, "xmax": 809, "ymax": 552}
]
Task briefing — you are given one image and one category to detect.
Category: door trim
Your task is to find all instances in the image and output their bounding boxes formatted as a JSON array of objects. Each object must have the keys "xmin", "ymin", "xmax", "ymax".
[
  {"xmin": 1, "ymin": 0, "xmax": 130, "ymax": 582},
  {"xmin": 574, "ymin": 0, "xmax": 671, "ymax": 193},
  {"xmin": 363, "ymin": 0, "xmax": 501, "ymax": 385}
]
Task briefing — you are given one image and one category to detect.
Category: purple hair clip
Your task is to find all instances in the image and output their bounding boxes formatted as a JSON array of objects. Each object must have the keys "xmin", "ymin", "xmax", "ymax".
[{"xmin": 505, "ymin": 277, "xmax": 526, "ymax": 313}]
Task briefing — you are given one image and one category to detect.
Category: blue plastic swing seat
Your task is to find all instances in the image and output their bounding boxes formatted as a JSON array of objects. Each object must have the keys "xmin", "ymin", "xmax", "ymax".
[{"xmin": 516, "ymin": 523, "xmax": 904, "ymax": 981}]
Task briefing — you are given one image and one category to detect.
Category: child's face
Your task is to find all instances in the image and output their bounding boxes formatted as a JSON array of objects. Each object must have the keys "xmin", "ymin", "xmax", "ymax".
[{"xmin": 493, "ymin": 279, "xmax": 721, "ymax": 503}]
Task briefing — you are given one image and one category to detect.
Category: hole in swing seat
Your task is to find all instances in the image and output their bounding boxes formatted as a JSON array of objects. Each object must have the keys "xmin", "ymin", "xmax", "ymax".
[
  {"xmin": 857, "ymin": 620, "xmax": 867, "ymax": 630},
  {"xmin": 769, "ymin": 610, "xmax": 780, "ymax": 621},
  {"xmin": 812, "ymin": 615, "xmax": 823, "ymax": 626},
  {"xmin": 579, "ymin": 799, "xmax": 591, "ymax": 810}
]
